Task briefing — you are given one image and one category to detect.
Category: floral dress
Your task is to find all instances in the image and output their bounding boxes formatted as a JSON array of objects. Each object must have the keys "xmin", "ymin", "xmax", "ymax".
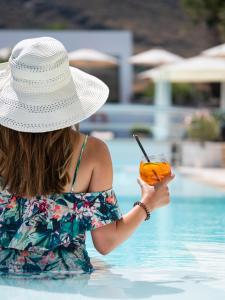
[{"xmin": 0, "ymin": 188, "xmax": 122, "ymax": 277}]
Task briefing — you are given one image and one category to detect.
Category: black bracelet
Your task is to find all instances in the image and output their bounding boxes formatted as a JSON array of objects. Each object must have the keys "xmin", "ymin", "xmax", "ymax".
[{"xmin": 133, "ymin": 201, "xmax": 151, "ymax": 221}]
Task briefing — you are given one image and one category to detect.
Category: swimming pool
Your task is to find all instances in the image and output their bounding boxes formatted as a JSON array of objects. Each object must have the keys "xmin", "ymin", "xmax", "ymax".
[{"xmin": 1, "ymin": 138, "xmax": 225, "ymax": 299}]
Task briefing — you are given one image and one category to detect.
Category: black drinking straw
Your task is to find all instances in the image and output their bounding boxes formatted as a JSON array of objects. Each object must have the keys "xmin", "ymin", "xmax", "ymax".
[
  {"xmin": 133, "ymin": 134, "xmax": 150, "ymax": 162},
  {"xmin": 133, "ymin": 134, "xmax": 161, "ymax": 182}
]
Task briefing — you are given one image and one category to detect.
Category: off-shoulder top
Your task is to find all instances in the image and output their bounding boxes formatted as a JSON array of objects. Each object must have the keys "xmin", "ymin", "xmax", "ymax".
[{"xmin": 0, "ymin": 135, "xmax": 122, "ymax": 277}]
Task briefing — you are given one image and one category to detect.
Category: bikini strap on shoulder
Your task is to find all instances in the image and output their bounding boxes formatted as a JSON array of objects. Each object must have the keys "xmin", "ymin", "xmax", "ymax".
[{"xmin": 71, "ymin": 134, "xmax": 88, "ymax": 188}]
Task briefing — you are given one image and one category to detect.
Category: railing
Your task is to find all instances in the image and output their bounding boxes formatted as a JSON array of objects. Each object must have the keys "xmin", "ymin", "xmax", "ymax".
[{"xmin": 80, "ymin": 104, "xmax": 214, "ymax": 139}]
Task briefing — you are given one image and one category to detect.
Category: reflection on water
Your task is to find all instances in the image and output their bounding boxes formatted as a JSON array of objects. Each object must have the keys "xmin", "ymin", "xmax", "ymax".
[
  {"xmin": 0, "ymin": 259, "xmax": 184, "ymax": 299},
  {"xmin": 1, "ymin": 264, "xmax": 225, "ymax": 300}
]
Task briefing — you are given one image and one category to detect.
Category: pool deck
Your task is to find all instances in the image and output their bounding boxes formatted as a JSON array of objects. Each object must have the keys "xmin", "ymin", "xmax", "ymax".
[{"xmin": 178, "ymin": 167, "xmax": 225, "ymax": 190}]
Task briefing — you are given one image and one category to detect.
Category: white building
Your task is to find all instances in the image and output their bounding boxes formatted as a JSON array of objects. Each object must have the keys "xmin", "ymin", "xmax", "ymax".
[{"xmin": 0, "ymin": 30, "xmax": 133, "ymax": 104}]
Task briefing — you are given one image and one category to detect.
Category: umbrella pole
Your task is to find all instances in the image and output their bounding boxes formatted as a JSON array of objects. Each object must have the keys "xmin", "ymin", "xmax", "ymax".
[
  {"xmin": 220, "ymin": 82, "xmax": 225, "ymax": 110},
  {"xmin": 154, "ymin": 80, "xmax": 172, "ymax": 140}
]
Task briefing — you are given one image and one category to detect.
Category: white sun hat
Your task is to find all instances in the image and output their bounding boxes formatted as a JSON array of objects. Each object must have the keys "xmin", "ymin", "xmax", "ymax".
[{"xmin": 0, "ymin": 36, "xmax": 109, "ymax": 132}]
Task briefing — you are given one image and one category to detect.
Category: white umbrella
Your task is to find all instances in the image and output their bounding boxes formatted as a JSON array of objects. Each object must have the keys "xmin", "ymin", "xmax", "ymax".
[
  {"xmin": 135, "ymin": 53, "xmax": 178, "ymax": 139},
  {"xmin": 68, "ymin": 48, "xmax": 118, "ymax": 68},
  {"xmin": 138, "ymin": 56, "xmax": 225, "ymax": 82},
  {"xmin": 129, "ymin": 48, "xmax": 182, "ymax": 66},
  {"xmin": 139, "ymin": 56, "xmax": 225, "ymax": 110},
  {"xmin": 201, "ymin": 45, "xmax": 225, "ymax": 110},
  {"xmin": 202, "ymin": 43, "xmax": 225, "ymax": 58},
  {"xmin": 0, "ymin": 47, "xmax": 11, "ymax": 61}
]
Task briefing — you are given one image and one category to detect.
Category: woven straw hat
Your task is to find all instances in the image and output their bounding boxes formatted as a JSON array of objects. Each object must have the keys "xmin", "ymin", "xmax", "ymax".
[{"xmin": 0, "ymin": 36, "xmax": 109, "ymax": 132}]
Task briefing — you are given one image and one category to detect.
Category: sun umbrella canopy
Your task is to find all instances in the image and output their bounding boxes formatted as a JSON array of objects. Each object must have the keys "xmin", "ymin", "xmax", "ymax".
[
  {"xmin": 129, "ymin": 49, "xmax": 182, "ymax": 66},
  {"xmin": 68, "ymin": 48, "xmax": 118, "ymax": 68},
  {"xmin": 202, "ymin": 43, "xmax": 225, "ymax": 58},
  {"xmin": 0, "ymin": 47, "xmax": 11, "ymax": 60},
  {"xmin": 138, "ymin": 56, "xmax": 225, "ymax": 82}
]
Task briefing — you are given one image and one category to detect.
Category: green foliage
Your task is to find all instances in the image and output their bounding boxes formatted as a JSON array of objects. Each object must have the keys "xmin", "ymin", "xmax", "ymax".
[
  {"xmin": 142, "ymin": 83, "xmax": 154, "ymax": 99},
  {"xmin": 45, "ymin": 22, "xmax": 68, "ymax": 30},
  {"xmin": 186, "ymin": 111, "xmax": 220, "ymax": 142},
  {"xmin": 172, "ymin": 83, "xmax": 213, "ymax": 106},
  {"xmin": 130, "ymin": 124, "xmax": 153, "ymax": 138},
  {"xmin": 212, "ymin": 110, "xmax": 225, "ymax": 123},
  {"xmin": 135, "ymin": 82, "xmax": 154, "ymax": 104},
  {"xmin": 139, "ymin": 82, "xmax": 212, "ymax": 106},
  {"xmin": 182, "ymin": 0, "xmax": 225, "ymax": 41},
  {"xmin": 172, "ymin": 83, "xmax": 195, "ymax": 105}
]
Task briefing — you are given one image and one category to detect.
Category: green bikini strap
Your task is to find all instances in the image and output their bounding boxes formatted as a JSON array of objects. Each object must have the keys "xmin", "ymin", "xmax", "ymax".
[{"xmin": 71, "ymin": 135, "xmax": 88, "ymax": 188}]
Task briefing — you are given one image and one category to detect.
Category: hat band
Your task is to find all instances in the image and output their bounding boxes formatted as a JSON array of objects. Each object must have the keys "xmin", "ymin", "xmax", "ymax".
[
  {"xmin": 0, "ymin": 92, "xmax": 78, "ymax": 113},
  {"xmin": 10, "ymin": 63, "xmax": 70, "ymax": 81},
  {"xmin": 9, "ymin": 54, "xmax": 68, "ymax": 73},
  {"xmin": 11, "ymin": 70, "xmax": 73, "ymax": 93}
]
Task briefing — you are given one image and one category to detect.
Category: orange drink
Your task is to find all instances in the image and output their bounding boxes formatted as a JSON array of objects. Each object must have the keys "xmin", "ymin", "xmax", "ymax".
[{"xmin": 139, "ymin": 154, "xmax": 171, "ymax": 185}]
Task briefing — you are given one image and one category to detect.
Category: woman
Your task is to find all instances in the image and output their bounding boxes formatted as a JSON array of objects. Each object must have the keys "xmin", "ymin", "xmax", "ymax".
[{"xmin": 0, "ymin": 37, "xmax": 174, "ymax": 277}]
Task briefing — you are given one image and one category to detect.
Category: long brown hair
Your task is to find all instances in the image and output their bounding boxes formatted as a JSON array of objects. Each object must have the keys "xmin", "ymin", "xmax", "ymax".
[{"xmin": 0, "ymin": 125, "xmax": 78, "ymax": 198}]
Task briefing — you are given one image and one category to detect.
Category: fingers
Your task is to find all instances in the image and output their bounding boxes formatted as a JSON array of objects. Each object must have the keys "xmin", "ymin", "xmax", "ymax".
[
  {"xmin": 137, "ymin": 174, "xmax": 175, "ymax": 189},
  {"xmin": 137, "ymin": 177, "xmax": 146, "ymax": 186},
  {"xmin": 164, "ymin": 196, "xmax": 170, "ymax": 205},
  {"xmin": 137, "ymin": 177, "xmax": 142, "ymax": 186},
  {"xmin": 163, "ymin": 186, "xmax": 170, "ymax": 196},
  {"xmin": 157, "ymin": 173, "xmax": 175, "ymax": 187}
]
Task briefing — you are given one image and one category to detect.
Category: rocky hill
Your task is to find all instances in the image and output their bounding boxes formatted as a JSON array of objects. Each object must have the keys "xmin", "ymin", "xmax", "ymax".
[{"xmin": 0, "ymin": 0, "xmax": 219, "ymax": 57}]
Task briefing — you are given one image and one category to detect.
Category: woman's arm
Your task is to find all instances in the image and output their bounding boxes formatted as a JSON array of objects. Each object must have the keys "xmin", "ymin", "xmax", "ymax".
[
  {"xmin": 88, "ymin": 137, "xmax": 174, "ymax": 255},
  {"xmin": 91, "ymin": 202, "xmax": 147, "ymax": 255}
]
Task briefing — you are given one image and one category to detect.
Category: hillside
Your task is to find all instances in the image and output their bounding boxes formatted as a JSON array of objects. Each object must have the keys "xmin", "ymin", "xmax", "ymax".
[{"xmin": 0, "ymin": 0, "xmax": 219, "ymax": 57}]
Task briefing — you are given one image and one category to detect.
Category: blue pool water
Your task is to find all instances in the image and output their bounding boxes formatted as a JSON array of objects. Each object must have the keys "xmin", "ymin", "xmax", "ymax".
[
  {"xmin": 1, "ymin": 138, "xmax": 225, "ymax": 299},
  {"xmin": 87, "ymin": 138, "xmax": 225, "ymax": 269}
]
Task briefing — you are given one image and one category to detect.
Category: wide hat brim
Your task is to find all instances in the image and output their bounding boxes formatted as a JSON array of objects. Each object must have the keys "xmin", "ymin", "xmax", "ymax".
[{"xmin": 0, "ymin": 62, "xmax": 109, "ymax": 132}]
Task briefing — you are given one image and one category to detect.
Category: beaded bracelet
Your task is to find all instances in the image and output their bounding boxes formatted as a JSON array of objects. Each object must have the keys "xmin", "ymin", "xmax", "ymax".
[{"xmin": 133, "ymin": 201, "xmax": 151, "ymax": 221}]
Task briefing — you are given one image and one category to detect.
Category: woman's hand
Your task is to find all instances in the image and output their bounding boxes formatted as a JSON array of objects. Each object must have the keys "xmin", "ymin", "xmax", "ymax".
[{"xmin": 137, "ymin": 174, "xmax": 175, "ymax": 213}]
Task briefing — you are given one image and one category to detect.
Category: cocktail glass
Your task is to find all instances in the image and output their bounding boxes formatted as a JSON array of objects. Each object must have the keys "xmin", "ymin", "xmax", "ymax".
[{"xmin": 139, "ymin": 154, "xmax": 171, "ymax": 185}]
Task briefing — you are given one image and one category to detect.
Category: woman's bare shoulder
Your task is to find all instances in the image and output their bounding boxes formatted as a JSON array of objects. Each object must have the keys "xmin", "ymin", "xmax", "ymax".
[
  {"xmin": 87, "ymin": 136, "xmax": 111, "ymax": 161},
  {"xmin": 71, "ymin": 131, "xmax": 110, "ymax": 161},
  {"xmin": 87, "ymin": 135, "xmax": 108, "ymax": 147},
  {"xmin": 86, "ymin": 136, "xmax": 113, "ymax": 192},
  {"xmin": 72, "ymin": 131, "xmax": 106, "ymax": 147}
]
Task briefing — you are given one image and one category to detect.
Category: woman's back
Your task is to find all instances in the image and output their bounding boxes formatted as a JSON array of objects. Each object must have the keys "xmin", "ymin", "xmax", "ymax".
[
  {"xmin": 62, "ymin": 132, "xmax": 92, "ymax": 194},
  {"xmin": 63, "ymin": 131, "xmax": 113, "ymax": 195},
  {"xmin": 0, "ymin": 131, "xmax": 122, "ymax": 277}
]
